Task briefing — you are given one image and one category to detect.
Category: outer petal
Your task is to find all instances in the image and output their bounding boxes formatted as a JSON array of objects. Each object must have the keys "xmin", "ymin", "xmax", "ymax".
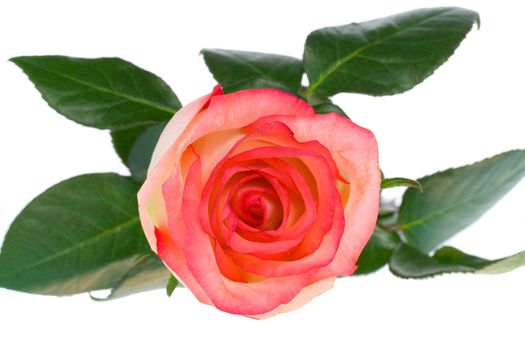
[
  {"xmin": 248, "ymin": 277, "xmax": 336, "ymax": 319},
  {"xmin": 149, "ymin": 85, "xmax": 223, "ymax": 171},
  {"xmin": 138, "ymin": 88, "xmax": 221, "ymax": 252},
  {"xmin": 202, "ymin": 88, "xmax": 315, "ymax": 136},
  {"xmin": 155, "ymin": 226, "xmax": 213, "ymax": 305},
  {"xmin": 185, "ymin": 88, "xmax": 316, "ymax": 180}
]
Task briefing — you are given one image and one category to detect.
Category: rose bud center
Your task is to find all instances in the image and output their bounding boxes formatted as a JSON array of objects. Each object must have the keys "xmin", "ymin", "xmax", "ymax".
[{"xmin": 230, "ymin": 177, "xmax": 283, "ymax": 231}]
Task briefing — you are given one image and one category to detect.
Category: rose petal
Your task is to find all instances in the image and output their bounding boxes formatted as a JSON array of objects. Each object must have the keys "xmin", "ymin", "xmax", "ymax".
[
  {"xmin": 182, "ymin": 88, "xmax": 315, "ymax": 180},
  {"xmin": 248, "ymin": 277, "xmax": 336, "ymax": 320},
  {"xmin": 138, "ymin": 85, "xmax": 219, "ymax": 252},
  {"xmin": 155, "ymin": 226, "xmax": 213, "ymax": 305}
]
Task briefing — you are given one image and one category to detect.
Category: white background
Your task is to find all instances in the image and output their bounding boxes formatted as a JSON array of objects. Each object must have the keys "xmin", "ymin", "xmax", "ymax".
[{"xmin": 1, "ymin": 0, "xmax": 524, "ymax": 349}]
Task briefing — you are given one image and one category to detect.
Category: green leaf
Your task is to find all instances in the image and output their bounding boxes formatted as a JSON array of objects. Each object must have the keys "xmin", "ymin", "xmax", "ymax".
[
  {"xmin": 382, "ymin": 177, "xmax": 423, "ymax": 191},
  {"xmin": 166, "ymin": 275, "xmax": 179, "ymax": 297},
  {"xmin": 10, "ymin": 56, "xmax": 181, "ymax": 175},
  {"xmin": 354, "ymin": 228, "xmax": 400, "ymax": 275},
  {"xmin": 399, "ymin": 150, "xmax": 525, "ymax": 253},
  {"xmin": 202, "ymin": 49, "xmax": 303, "ymax": 94},
  {"xmin": 298, "ymin": 86, "xmax": 350, "ymax": 118},
  {"xmin": 0, "ymin": 174, "xmax": 150, "ymax": 295},
  {"xmin": 303, "ymin": 7, "xmax": 479, "ymax": 97},
  {"xmin": 111, "ymin": 125, "xmax": 153, "ymax": 167},
  {"xmin": 389, "ymin": 244, "xmax": 525, "ymax": 278},
  {"xmin": 10, "ymin": 56, "xmax": 181, "ymax": 130},
  {"xmin": 299, "ymin": 86, "xmax": 329, "ymax": 105},
  {"xmin": 312, "ymin": 101, "xmax": 349, "ymax": 118},
  {"xmin": 127, "ymin": 123, "xmax": 166, "ymax": 182},
  {"xmin": 478, "ymin": 251, "xmax": 525, "ymax": 274},
  {"xmin": 92, "ymin": 253, "xmax": 171, "ymax": 301},
  {"xmin": 389, "ymin": 244, "xmax": 475, "ymax": 277}
]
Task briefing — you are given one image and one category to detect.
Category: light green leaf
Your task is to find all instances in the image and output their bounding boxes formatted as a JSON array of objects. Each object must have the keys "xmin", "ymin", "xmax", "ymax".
[
  {"xmin": 202, "ymin": 49, "xmax": 303, "ymax": 94},
  {"xmin": 303, "ymin": 7, "xmax": 479, "ymax": 96},
  {"xmin": 399, "ymin": 150, "xmax": 525, "ymax": 253},
  {"xmin": 92, "ymin": 254, "xmax": 171, "ymax": 300},
  {"xmin": 390, "ymin": 244, "xmax": 525, "ymax": 278},
  {"xmin": 478, "ymin": 252, "xmax": 525, "ymax": 274},
  {"xmin": 0, "ymin": 174, "xmax": 150, "ymax": 295}
]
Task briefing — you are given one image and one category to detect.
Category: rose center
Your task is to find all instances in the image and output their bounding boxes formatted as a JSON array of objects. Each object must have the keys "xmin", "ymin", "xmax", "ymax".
[{"xmin": 230, "ymin": 177, "xmax": 283, "ymax": 231}]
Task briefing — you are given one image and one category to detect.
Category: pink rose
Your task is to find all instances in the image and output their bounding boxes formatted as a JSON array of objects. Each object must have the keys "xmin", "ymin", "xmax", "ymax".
[{"xmin": 138, "ymin": 86, "xmax": 380, "ymax": 318}]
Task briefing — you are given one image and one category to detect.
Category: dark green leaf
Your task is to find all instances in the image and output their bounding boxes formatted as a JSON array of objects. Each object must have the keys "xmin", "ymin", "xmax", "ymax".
[
  {"xmin": 389, "ymin": 244, "xmax": 475, "ymax": 278},
  {"xmin": 303, "ymin": 7, "xmax": 479, "ymax": 96},
  {"xmin": 11, "ymin": 56, "xmax": 180, "ymax": 176},
  {"xmin": 202, "ymin": 49, "xmax": 303, "ymax": 94},
  {"xmin": 399, "ymin": 150, "xmax": 525, "ymax": 253},
  {"xmin": 433, "ymin": 246, "xmax": 492, "ymax": 269},
  {"xmin": 10, "ymin": 56, "xmax": 181, "ymax": 130},
  {"xmin": 312, "ymin": 101, "xmax": 349, "ymax": 118},
  {"xmin": 382, "ymin": 177, "xmax": 423, "ymax": 191},
  {"xmin": 298, "ymin": 86, "xmax": 329, "ymax": 105},
  {"xmin": 389, "ymin": 244, "xmax": 525, "ymax": 278},
  {"xmin": 111, "ymin": 125, "xmax": 152, "ymax": 166},
  {"xmin": 127, "ymin": 123, "xmax": 166, "ymax": 182},
  {"xmin": 166, "ymin": 275, "xmax": 179, "ymax": 297},
  {"xmin": 298, "ymin": 86, "xmax": 350, "ymax": 118},
  {"xmin": 0, "ymin": 174, "xmax": 150, "ymax": 295},
  {"xmin": 92, "ymin": 254, "xmax": 171, "ymax": 300},
  {"xmin": 355, "ymin": 228, "xmax": 400, "ymax": 275}
]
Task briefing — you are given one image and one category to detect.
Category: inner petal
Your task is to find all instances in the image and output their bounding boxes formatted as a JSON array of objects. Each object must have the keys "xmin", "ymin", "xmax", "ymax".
[{"xmin": 229, "ymin": 178, "xmax": 283, "ymax": 231}]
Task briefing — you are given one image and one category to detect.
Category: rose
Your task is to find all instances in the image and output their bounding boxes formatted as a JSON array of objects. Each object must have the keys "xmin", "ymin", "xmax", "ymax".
[{"xmin": 138, "ymin": 85, "xmax": 380, "ymax": 318}]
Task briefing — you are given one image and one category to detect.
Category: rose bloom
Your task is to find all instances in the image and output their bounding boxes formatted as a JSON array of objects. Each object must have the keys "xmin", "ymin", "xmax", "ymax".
[{"xmin": 138, "ymin": 85, "xmax": 380, "ymax": 318}]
